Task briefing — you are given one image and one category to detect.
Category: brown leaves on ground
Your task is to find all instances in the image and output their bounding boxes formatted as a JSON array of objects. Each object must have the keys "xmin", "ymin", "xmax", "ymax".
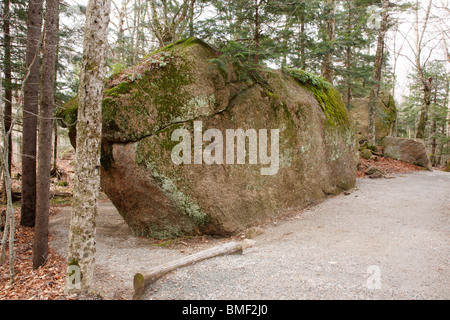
[
  {"xmin": 0, "ymin": 208, "xmax": 69, "ymax": 300},
  {"xmin": 357, "ymin": 155, "xmax": 424, "ymax": 178},
  {"xmin": 0, "ymin": 151, "xmax": 76, "ymax": 300}
]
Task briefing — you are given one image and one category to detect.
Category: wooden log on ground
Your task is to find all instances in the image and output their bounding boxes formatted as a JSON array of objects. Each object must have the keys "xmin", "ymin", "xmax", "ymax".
[{"xmin": 133, "ymin": 239, "xmax": 255, "ymax": 300}]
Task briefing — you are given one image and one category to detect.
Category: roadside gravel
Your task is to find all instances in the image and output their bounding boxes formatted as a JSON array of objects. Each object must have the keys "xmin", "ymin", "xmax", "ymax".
[{"xmin": 49, "ymin": 170, "xmax": 450, "ymax": 300}]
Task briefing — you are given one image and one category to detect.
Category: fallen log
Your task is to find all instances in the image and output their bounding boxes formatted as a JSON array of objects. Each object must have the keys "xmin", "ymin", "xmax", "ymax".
[{"xmin": 133, "ymin": 239, "xmax": 255, "ymax": 300}]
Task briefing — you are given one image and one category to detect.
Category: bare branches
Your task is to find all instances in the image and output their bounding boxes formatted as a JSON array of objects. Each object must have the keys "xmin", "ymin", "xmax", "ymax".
[{"xmin": 147, "ymin": 0, "xmax": 195, "ymax": 47}]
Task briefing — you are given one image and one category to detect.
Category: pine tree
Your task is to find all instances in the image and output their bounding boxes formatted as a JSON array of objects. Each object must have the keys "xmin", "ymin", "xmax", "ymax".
[{"xmin": 334, "ymin": 0, "xmax": 377, "ymax": 104}]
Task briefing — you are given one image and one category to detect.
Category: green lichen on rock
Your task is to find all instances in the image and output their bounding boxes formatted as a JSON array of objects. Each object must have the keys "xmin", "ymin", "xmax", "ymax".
[
  {"xmin": 59, "ymin": 38, "xmax": 357, "ymax": 240},
  {"xmin": 133, "ymin": 127, "xmax": 210, "ymax": 238}
]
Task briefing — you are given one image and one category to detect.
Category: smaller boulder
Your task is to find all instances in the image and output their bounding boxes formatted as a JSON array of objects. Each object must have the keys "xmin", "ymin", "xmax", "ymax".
[
  {"xmin": 368, "ymin": 171, "xmax": 383, "ymax": 179},
  {"xmin": 245, "ymin": 227, "xmax": 265, "ymax": 239},
  {"xmin": 365, "ymin": 165, "xmax": 382, "ymax": 176},
  {"xmin": 379, "ymin": 137, "xmax": 432, "ymax": 171},
  {"xmin": 360, "ymin": 149, "xmax": 373, "ymax": 160}
]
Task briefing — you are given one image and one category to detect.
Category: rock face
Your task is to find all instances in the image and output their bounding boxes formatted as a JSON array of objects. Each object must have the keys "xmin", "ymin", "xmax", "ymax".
[
  {"xmin": 58, "ymin": 38, "xmax": 357, "ymax": 239},
  {"xmin": 379, "ymin": 136, "xmax": 432, "ymax": 170},
  {"xmin": 349, "ymin": 92, "xmax": 397, "ymax": 142}
]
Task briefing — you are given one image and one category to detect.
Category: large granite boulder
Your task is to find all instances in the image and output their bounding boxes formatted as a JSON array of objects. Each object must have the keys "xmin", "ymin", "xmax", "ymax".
[
  {"xmin": 379, "ymin": 136, "xmax": 432, "ymax": 170},
  {"xmin": 349, "ymin": 92, "xmax": 397, "ymax": 142},
  {"xmin": 58, "ymin": 38, "xmax": 357, "ymax": 239}
]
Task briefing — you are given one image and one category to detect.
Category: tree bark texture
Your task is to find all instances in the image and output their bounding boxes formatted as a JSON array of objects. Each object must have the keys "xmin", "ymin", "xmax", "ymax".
[
  {"xmin": 33, "ymin": 0, "xmax": 58, "ymax": 269},
  {"xmin": 415, "ymin": 77, "xmax": 433, "ymax": 139},
  {"xmin": 3, "ymin": 0, "xmax": 13, "ymax": 179},
  {"xmin": 66, "ymin": 0, "xmax": 111, "ymax": 292},
  {"xmin": 321, "ymin": 0, "xmax": 336, "ymax": 83},
  {"xmin": 367, "ymin": 0, "xmax": 389, "ymax": 146},
  {"xmin": 21, "ymin": 0, "xmax": 44, "ymax": 228}
]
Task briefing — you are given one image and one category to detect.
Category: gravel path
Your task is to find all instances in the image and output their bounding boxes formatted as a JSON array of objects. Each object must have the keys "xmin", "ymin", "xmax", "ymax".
[{"xmin": 49, "ymin": 170, "xmax": 449, "ymax": 300}]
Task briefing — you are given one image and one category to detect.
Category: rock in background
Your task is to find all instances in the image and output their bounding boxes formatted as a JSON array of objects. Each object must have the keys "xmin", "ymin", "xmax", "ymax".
[
  {"xmin": 379, "ymin": 136, "xmax": 432, "ymax": 171},
  {"xmin": 349, "ymin": 92, "xmax": 397, "ymax": 143}
]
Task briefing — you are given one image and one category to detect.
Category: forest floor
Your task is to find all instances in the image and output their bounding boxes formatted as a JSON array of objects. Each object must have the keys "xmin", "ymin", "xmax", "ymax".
[{"xmin": 0, "ymin": 153, "xmax": 448, "ymax": 299}]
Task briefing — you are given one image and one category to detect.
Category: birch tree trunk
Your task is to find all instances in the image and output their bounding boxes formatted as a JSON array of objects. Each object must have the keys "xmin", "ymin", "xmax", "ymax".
[
  {"xmin": 33, "ymin": 0, "xmax": 58, "ymax": 269},
  {"xmin": 367, "ymin": 0, "xmax": 389, "ymax": 146},
  {"xmin": 66, "ymin": 0, "xmax": 111, "ymax": 292}
]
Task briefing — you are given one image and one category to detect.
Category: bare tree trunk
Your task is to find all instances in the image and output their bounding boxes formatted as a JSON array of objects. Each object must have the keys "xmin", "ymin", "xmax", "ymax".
[
  {"xmin": 52, "ymin": 118, "xmax": 58, "ymax": 173},
  {"xmin": 413, "ymin": 0, "xmax": 433, "ymax": 140},
  {"xmin": 416, "ymin": 77, "xmax": 433, "ymax": 139},
  {"xmin": 66, "ymin": 0, "xmax": 110, "ymax": 292},
  {"xmin": 367, "ymin": 0, "xmax": 389, "ymax": 146},
  {"xmin": 299, "ymin": 15, "xmax": 306, "ymax": 70},
  {"xmin": 52, "ymin": 8, "xmax": 60, "ymax": 175},
  {"xmin": 253, "ymin": 0, "xmax": 260, "ymax": 65},
  {"xmin": 344, "ymin": 0, "xmax": 352, "ymax": 104},
  {"xmin": 149, "ymin": 0, "xmax": 191, "ymax": 48},
  {"xmin": 431, "ymin": 120, "xmax": 437, "ymax": 165},
  {"xmin": 188, "ymin": 0, "xmax": 196, "ymax": 37},
  {"xmin": 33, "ymin": 0, "xmax": 58, "ymax": 269},
  {"xmin": 132, "ymin": 0, "xmax": 141, "ymax": 65},
  {"xmin": 321, "ymin": 0, "xmax": 336, "ymax": 83},
  {"xmin": 3, "ymin": 0, "xmax": 13, "ymax": 188},
  {"xmin": 21, "ymin": 0, "xmax": 44, "ymax": 228},
  {"xmin": 1, "ymin": 66, "xmax": 19, "ymax": 284}
]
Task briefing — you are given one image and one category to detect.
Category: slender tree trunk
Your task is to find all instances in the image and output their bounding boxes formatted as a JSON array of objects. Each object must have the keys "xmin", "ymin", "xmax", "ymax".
[
  {"xmin": 188, "ymin": 0, "xmax": 195, "ymax": 37},
  {"xmin": 33, "ymin": 0, "xmax": 58, "ymax": 269},
  {"xmin": 345, "ymin": 46, "xmax": 351, "ymax": 104},
  {"xmin": 252, "ymin": 0, "xmax": 261, "ymax": 65},
  {"xmin": 52, "ymin": 8, "xmax": 60, "ymax": 175},
  {"xmin": 321, "ymin": 0, "xmax": 336, "ymax": 83},
  {"xmin": 413, "ymin": 0, "xmax": 433, "ymax": 140},
  {"xmin": 345, "ymin": 0, "xmax": 352, "ymax": 104},
  {"xmin": 431, "ymin": 120, "xmax": 437, "ymax": 165},
  {"xmin": 21, "ymin": 0, "xmax": 44, "ymax": 228},
  {"xmin": 3, "ymin": 0, "xmax": 13, "ymax": 184},
  {"xmin": 66, "ymin": 0, "xmax": 111, "ymax": 292},
  {"xmin": 299, "ymin": 16, "xmax": 306, "ymax": 70},
  {"xmin": 367, "ymin": 0, "xmax": 389, "ymax": 145},
  {"xmin": 53, "ymin": 118, "xmax": 58, "ymax": 172},
  {"xmin": 416, "ymin": 77, "xmax": 433, "ymax": 139},
  {"xmin": 132, "ymin": 0, "xmax": 141, "ymax": 65}
]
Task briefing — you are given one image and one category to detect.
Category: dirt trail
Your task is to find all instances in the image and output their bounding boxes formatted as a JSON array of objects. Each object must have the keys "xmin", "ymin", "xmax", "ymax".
[{"xmin": 49, "ymin": 170, "xmax": 449, "ymax": 300}]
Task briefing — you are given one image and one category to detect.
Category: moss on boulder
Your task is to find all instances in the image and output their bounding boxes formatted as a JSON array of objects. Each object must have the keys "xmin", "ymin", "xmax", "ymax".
[{"xmin": 58, "ymin": 38, "xmax": 357, "ymax": 239}]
